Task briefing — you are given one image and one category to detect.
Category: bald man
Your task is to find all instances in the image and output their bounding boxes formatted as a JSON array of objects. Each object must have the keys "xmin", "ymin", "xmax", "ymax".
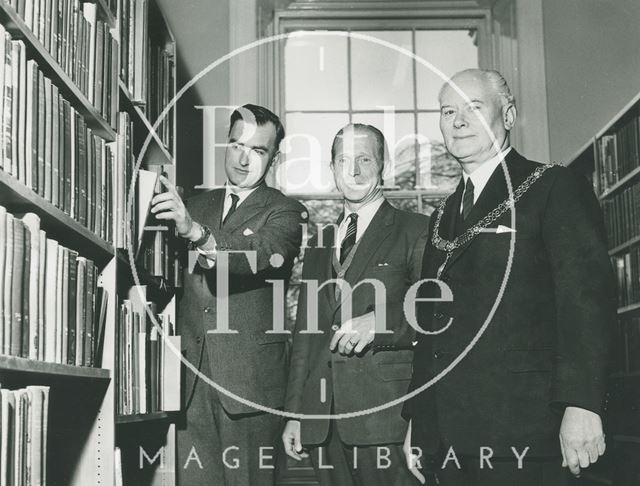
[{"xmin": 403, "ymin": 69, "xmax": 615, "ymax": 486}]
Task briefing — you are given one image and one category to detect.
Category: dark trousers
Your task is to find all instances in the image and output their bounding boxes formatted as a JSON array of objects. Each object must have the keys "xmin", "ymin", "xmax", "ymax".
[
  {"xmin": 435, "ymin": 455, "xmax": 569, "ymax": 486},
  {"xmin": 176, "ymin": 348, "xmax": 281, "ymax": 486},
  {"xmin": 309, "ymin": 420, "xmax": 420, "ymax": 486}
]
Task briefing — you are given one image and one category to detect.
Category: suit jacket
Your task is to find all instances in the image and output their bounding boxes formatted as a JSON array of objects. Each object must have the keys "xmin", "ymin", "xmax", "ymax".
[
  {"xmin": 285, "ymin": 200, "xmax": 430, "ymax": 445},
  {"xmin": 179, "ymin": 183, "xmax": 306, "ymax": 415},
  {"xmin": 403, "ymin": 150, "xmax": 616, "ymax": 457}
]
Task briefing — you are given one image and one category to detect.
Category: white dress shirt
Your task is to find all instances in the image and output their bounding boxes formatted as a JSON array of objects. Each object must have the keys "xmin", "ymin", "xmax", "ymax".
[
  {"xmin": 336, "ymin": 196, "xmax": 385, "ymax": 259},
  {"xmin": 460, "ymin": 147, "xmax": 512, "ymax": 213},
  {"xmin": 197, "ymin": 183, "xmax": 259, "ymax": 268}
]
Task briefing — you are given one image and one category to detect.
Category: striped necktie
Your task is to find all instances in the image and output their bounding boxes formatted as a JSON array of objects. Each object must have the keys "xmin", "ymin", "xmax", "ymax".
[
  {"xmin": 462, "ymin": 178, "xmax": 475, "ymax": 220},
  {"xmin": 340, "ymin": 213, "xmax": 358, "ymax": 264}
]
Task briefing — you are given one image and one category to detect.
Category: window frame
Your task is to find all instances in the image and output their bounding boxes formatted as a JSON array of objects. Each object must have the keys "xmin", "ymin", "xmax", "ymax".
[{"xmin": 272, "ymin": 9, "xmax": 492, "ymax": 206}]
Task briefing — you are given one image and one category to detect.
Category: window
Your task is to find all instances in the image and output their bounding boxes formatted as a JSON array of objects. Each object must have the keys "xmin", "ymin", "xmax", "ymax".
[{"xmin": 274, "ymin": 14, "xmax": 488, "ymax": 329}]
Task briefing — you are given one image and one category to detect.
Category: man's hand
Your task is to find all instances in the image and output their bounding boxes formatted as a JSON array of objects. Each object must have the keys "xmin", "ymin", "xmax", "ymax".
[
  {"xmin": 282, "ymin": 420, "xmax": 309, "ymax": 461},
  {"xmin": 559, "ymin": 406, "xmax": 606, "ymax": 477},
  {"xmin": 403, "ymin": 420, "xmax": 426, "ymax": 484},
  {"xmin": 150, "ymin": 176, "xmax": 198, "ymax": 239},
  {"xmin": 329, "ymin": 311, "xmax": 376, "ymax": 355}
]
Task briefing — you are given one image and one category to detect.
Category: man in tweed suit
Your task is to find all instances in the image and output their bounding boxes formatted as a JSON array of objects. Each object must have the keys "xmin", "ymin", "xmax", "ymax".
[{"xmin": 151, "ymin": 104, "xmax": 306, "ymax": 486}]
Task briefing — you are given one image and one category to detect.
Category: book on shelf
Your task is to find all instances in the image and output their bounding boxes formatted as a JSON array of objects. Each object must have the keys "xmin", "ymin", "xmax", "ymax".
[
  {"xmin": 596, "ymin": 114, "xmax": 640, "ymax": 193},
  {"xmin": 612, "ymin": 246, "xmax": 640, "ymax": 309},
  {"xmin": 0, "ymin": 206, "xmax": 107, "ymax": 366},
  {"xmin": 0, "ymin": 385, "xmax": 49, "ymax": 486},
  {"xmin": 0, "ymin": 28, "xmax": 115, "ymax": 243},
  {"xmin": 116, "ymin": 286, "xmax": 180, "ymax": 415},
  {"xmin": 119, "ymin": 0, "xmax": 175, "ymax": 150},
  {"xmin": 5, "ymin": 0, "xmax": 118, "ymax": 125},
  {"xmin": 602, "ymin": 180, "xmax": 640, "ymax": 249}
]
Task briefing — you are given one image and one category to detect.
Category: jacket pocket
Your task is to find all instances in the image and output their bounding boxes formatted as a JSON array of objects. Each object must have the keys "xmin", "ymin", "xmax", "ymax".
[{"xmin": 377, "ymin": 361, "xmax": 413, "ymax": 382}]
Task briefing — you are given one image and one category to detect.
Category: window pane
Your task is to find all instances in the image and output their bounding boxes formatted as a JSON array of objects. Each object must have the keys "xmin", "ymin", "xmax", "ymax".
[
  {"xmin": 421, "ymin": 196, "xmax": 443, "ymax": 216},
  {"xmin": 352, "ymin": 112, "xmax": 416, "ymax": 189},
  {"xmin": 417, "ymin": 112, "xmax": 443, "ymax": 143},
  {"xmin": 415, "ymin": 30, "xmax": 478, "ymax": 110},
  {"xmin": 285, "ymin": 33, "xmax": 349, "ymax": 111},
  {"xmin": 277, "ymin": 113, "xmax": 349, "ymax": 194},
  {"xmin": 351, "ymin": 31, "xmax": 414, "ymax": 111}
]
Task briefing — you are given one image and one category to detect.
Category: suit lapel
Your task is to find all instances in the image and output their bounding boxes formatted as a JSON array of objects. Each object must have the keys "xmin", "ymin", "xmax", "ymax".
[
  {"xmin": 442, "ymin": 150, "xmax": 521, "ymax": 274},
  {"xmin": 318, "ymin": 225, "xmax": 338, "ymax": 314},
  {"xmin": 221, "ymin": 184, "xmax": 270, "ymax": 233},
  {"xmin": 343, "ymin": 200, "xmax": 395, "ymax": 287},
  {"xmin": 442, "ymin": 179, "xmax": 464, "ymax": 241},
  {"xmin": 206, "ymin": 188, "xmax": 226, "ymax": 230}
]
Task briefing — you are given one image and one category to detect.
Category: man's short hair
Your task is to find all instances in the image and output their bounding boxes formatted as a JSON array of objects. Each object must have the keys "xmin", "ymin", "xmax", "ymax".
[
  {"xmin": 439, "ymin": 69, "xmax": 516, "ymax": 109},
  {"xmin": 330, "ymin": 123, "xmax": 388, "ymax": 169},
  {"xmin": 228, "ymin": 104, "xmax": 286, "ymax": 153}
]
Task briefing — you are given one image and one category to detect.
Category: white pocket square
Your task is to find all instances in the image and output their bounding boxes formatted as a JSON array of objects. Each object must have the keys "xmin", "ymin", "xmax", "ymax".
[
  {"xmin": 376, "ymin": 262, "xmax": 389, "ymax": 267},
  {"xmin": 243, "ymin": 228, "xmax": 254, "ymax": 236}
]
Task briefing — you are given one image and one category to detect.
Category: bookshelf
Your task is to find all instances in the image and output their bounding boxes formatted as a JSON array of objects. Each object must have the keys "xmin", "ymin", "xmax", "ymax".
[
  {"xmin": 567, "ymin": 90, "xmax": 640, "ymax": 485},
  {"xmin": 0, "ymin": 0, "xmax": 181, "ymax": 484},
  {"xmin": 0, "ymin": 0, "xmax": 116, "ymax": 140}
]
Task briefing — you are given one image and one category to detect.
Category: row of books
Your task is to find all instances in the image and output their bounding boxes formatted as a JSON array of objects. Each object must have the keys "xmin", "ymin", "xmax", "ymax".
[
  {"xmin": 6, "ymin": 0, "xmax": 118, "ymax": 125},
  {"xmin": 116, "ymin": 285, "xmax": 180, "ymax": 415},
  {"xmin": 602, "ymin": 183, "xmax": 640, "ymax": 249},
  {"xmin": 612, "ymin": 246, "xmax": 640, "ymax": 308},
  {"xmin": 596, "ymin": 114, "xmax": 640, "ymax": 193},
  {"xmin": 0, "ymin": 34, "xmax": 115, "ymax": 244},
  {"xmin": 119, "ymin": 0, "xmax": 174, "ymax": 149},
  {"xmin": 137, "ymin": 229, "xmax": 180, "ymax": 285},
  {"xmin": 0, "ymin": 385, "xmax": 49, "ymax": 486},
  {"xmin": 613, "ymin": 318, "xmax": 640, "ymax": 375},
  {"xmin": 0, "ymin": 207, "xmax": 107, "ymax": 366}
]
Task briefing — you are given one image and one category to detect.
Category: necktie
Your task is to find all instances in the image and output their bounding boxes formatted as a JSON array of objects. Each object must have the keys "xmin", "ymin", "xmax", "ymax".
[
  {"xmin": 340, "ymin": 213, "xmax": 358, "ymax": 264},
  {"xmin": 222, "ymin": 193, "xmax": 239, "ymax": 226},
  {"xmin": 462, "ymin": 178, "xmax": 475, "ymax": 220}
]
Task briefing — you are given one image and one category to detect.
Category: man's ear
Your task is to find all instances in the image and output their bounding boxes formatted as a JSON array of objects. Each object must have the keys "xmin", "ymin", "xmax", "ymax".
[
  {"xmin": 269, "ymin": 151, "xmax": 281, "ymax": 170},
  {"xmin": 502, "ymin": 103, "xmax": 517, "ymax": 131}
]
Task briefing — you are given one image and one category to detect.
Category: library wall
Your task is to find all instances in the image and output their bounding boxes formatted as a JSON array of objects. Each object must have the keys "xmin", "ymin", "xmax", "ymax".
[
  {"xmin": 155, "ymin": 0, "xmax": 231, "ymax": 195},
  {"xmin": 542, "ymin": 0, "xmax": 640, "ymax": 164}
]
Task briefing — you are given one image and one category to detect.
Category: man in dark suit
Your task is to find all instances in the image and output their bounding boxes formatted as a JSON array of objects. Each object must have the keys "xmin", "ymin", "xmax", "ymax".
[
  {"xmin": 402, "ymin": 69, "xmax": 616, "ymax": 486},
  {"xmin": 150, "ymin": 104, "xmax": 306, "ymax": 486},
  {"xmin": 282, "ymin": 123, "xmax": 429, "ymax": 486}
]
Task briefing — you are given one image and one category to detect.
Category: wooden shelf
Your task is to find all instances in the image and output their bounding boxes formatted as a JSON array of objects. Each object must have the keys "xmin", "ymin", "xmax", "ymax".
[
  {"xmin": 609, "ymin": 235, "xmax": 640, "ymax": 256},
  {"xmin": 0, "ymin": 355, "xmax": 110, "ymax": 380},
  {"xmin": 0, "ymin": 170, "xmax": 115, "ymax": 266},
  {"xmin": 116, "ymin": 411, "xmax": 171, "ymax": 425},
  {"xmin": 118, "ymin": 80, "xmax": 174, "ymax": 166},
  {"xmin": 599, "ymin": 166, "xmax": 640, "ymax": 200},
  {"xmin": 85, "ymin": 0, "xmax": 117, "ymax": 28},
  {"xmin": 618, "ymin": 302, "xmax": 640, "ymax": 317},
  {"xmin": 0, "ymin": 2, "xmax": 116, "ymax": 141},
  {"xmin": 610, "ymin": 371, "xmax": 640, "ymax": 379}
]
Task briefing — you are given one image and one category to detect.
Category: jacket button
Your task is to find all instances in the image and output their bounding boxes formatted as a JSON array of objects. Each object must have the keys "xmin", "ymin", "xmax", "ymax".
[
  {"xmin": 203, "ymin": 307, "xmax": 212, "ymax": 314},
  {"xmin": 331, "ymin": 324, "xmax": 339, "ymax": 331},
  {"xmin": 434, "ymin": 351, "xmax": 439, "ymax": 359},
  {"xmin": 196, "ymin": 337, "xmax": 202, "ymax": 344}
]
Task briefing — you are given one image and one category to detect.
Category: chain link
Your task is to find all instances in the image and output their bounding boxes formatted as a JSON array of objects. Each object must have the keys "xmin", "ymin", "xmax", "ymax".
[{"xmin": 432, "ymin": 164, "xmax": 553, "ymax": 252}]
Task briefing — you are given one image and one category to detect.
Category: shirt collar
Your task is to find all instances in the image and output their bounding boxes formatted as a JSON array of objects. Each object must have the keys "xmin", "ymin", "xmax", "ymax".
[
  {"xmin": 224, "ymin": 182, "xmax": 259, "ymax": 205},
  {"xmin": 462, "ymin": 146, "xmax": 512, "ymax": 195},
  {"xmin": 342, "ymin": 196, "xmax": 385, "ymax": 225}
]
